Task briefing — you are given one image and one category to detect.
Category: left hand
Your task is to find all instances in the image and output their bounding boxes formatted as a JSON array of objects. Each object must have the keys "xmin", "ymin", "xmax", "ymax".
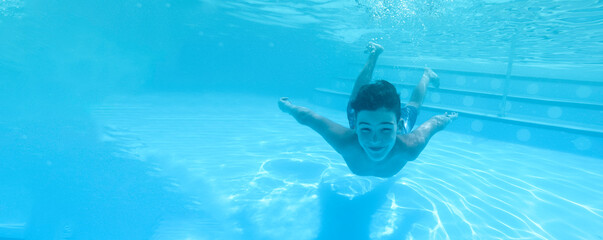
[{"xmin": 436, "ymin": 112, "xmax": 458, "ymax": 124}]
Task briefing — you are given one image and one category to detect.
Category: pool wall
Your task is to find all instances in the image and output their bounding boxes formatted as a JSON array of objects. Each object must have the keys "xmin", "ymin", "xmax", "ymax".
[{"xmin": 312, "ymin": 58, "xmax": 603, "ymax": 159}]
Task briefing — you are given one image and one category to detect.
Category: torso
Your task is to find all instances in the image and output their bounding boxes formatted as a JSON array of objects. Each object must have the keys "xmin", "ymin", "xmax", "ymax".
[{"xmin": 340, "ymin": 136, "xmax": 412, "ymax": 178}]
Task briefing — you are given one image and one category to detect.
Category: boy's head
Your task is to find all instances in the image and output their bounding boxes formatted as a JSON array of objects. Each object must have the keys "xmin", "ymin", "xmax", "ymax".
[{"xmin": 350, "ymin": 80, "xmax": 401, "ymax": 162}]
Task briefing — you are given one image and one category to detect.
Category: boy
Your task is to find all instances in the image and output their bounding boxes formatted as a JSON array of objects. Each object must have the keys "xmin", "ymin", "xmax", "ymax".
[{"xmin": 278, "ymin": 42, "xmax": 457, "ymax": 178}]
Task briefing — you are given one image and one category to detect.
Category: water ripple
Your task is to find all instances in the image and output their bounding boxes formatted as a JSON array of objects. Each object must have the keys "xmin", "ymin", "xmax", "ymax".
[{"xmin": 91, "ymin": 94, "xmax": 603, "ymax": 240}]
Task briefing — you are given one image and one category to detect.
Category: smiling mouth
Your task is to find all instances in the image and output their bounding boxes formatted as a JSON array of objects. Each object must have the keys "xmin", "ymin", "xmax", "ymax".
[{"xmin": 369, "ymin": 147, "xmax": 384, "ymax": 151}]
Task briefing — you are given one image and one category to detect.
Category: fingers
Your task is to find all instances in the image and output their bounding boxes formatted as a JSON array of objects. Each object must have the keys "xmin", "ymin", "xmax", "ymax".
[
  {"xmin": 444, "ymin": 112, "xmax": 459, "ymax": 118},
  {"xmin": 278, "ymin": 97, "xmax": 291, "ymax": 113}
]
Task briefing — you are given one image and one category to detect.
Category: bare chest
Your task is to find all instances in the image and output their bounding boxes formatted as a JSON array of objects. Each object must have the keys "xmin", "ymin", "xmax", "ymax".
[{"xmin": 341, "ymin": 146, "xmax": 407, "ymax": 178}]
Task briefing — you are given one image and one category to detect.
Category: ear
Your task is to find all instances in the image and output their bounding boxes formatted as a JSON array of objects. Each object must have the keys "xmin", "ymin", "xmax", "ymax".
[{"xmin": 397, "ymin": 119, "xmax": 404, "ymax": 132}]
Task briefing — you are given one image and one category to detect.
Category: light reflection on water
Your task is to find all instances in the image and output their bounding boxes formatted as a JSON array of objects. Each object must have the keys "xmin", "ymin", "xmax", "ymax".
[
  {"xmin": 90, "ymin": 93, "xmax": 602, "ymax": 239},
  {"xmin": 219, "ymin": 0, "xmax": 603, "ymax": 65},
  {"xmin": 1, "ymin": 0, "xmax": 602, "ymax": 238}
]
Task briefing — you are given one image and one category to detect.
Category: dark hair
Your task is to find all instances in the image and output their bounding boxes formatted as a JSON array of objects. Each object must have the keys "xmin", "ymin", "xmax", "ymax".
[{"xmin": 351, "ymin": 80, "xmax": 401, "ymax": 120}]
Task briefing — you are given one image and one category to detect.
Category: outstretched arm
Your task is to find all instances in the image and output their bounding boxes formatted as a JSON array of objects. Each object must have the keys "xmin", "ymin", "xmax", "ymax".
[
  {"xmin": 350, "ymin": 42, "xmax": 383, "ymax": 102},
  {"xmin": 401, "ymin": 112, "xmax": 458, "ymax": 159},
  {"xmin": 278, "ymin": 97, "xmax": 354, "ymax": 153}
]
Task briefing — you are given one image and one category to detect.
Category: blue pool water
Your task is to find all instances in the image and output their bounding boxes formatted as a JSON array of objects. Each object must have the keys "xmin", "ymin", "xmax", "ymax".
[
  {"xmin": 1, "ymin": 0, "xmax": 602, "ymax": 239},
  {"xmin": 88, "ymin": 94, "xmax": 600, "ymax": 240}
]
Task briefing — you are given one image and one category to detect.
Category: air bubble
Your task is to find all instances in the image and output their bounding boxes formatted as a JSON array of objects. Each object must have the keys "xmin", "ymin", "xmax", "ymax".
[
  {"xmin": 547, "ymin": 107, "xmax": 563, "ymax": 119},
  {"xmin": 430, "ymin": 92, "xmax": 441, "ymax": 103},
  {"xmin": 456, "ymin": 76, "xmax": 466, "ymax": 86},
  {"xmin": 576, "ymin": 86, "xmax": 592, "ymax": 98},
  {"xmin": 504, "ymin": 101, "xmax": 512, "ymax": 111},
  {"xmin": 491, "ymin": 79, "xmax": 502, "ymax": 89},
  {"xmin": 463, "ymin": 96, "xmax": 474, "ymax": 107},
  {"xmin": 471, "ymin": 120, "xmax": 483, "ymax": 132},
  {"xmin": 527, "ymin": 84, "xmax": 539, "ymax": 94},
  {"xmin": 572, "ymin": 137, "xmax": 592, "ymax": 150},
  {"xmin": 516, "ymin": 129, "xmax": 531, "ymax": 142}
]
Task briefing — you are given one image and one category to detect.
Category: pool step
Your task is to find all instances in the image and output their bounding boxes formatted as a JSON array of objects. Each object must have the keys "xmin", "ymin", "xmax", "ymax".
[
  {"xmin": 374, "ymin": 56, "xmax": 603, "ymax": 83},
  {"xmin": 314, "ymin": 87, "xmax": 603, "ymax": 138},
  {"xmin": 393, "ymin": 82, "xmax": 603, "ymax": 110}
]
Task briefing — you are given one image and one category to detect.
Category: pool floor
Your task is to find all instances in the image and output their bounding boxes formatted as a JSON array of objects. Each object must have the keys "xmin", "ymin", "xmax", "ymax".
[{"xmin": 2, "ymin": 92, "xmax": 601, "ymax": 239}]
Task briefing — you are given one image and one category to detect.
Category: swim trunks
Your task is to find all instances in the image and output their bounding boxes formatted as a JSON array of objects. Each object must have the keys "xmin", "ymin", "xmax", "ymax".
[{"xmin": 347, "ymin": 101, "xmax": 418, "ymax": 135}]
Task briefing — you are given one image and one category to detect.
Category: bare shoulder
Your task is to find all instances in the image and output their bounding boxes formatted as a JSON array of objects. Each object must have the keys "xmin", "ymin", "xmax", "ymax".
[
  {"xmin": 396, "ymin": 134, "xmax": 423, "ymax": 149},
  {"xmin": 308, "ymin": 114, "xmax": 358, "ymax": 153},
  {"xmin": 335, "ymin": 130, "xmax": 362, "ymax": 154},
  {"xmin": 393, "ymin": 134, "xmax": 424, "ymax": 160},
  {"xmin": 337, "ymin": 135, "xmax": 369, "ymax": 172}
]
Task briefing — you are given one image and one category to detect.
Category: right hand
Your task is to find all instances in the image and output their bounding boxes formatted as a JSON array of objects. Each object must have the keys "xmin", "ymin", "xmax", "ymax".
[{"xmin": 278, "ymin": 97, "xmax": 294, "ymax": 113}]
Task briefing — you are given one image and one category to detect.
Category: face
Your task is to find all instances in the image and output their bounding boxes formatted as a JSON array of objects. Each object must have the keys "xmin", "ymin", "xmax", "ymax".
[{"xmin": 355, "ymin": 107, "xmax": 398, "ymax": 162}]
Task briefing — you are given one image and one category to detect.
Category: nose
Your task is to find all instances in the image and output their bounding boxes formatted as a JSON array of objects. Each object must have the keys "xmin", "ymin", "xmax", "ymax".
[{"xmin": 371, "ymin": 132, "xmax": 381, "ymax": 143}]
